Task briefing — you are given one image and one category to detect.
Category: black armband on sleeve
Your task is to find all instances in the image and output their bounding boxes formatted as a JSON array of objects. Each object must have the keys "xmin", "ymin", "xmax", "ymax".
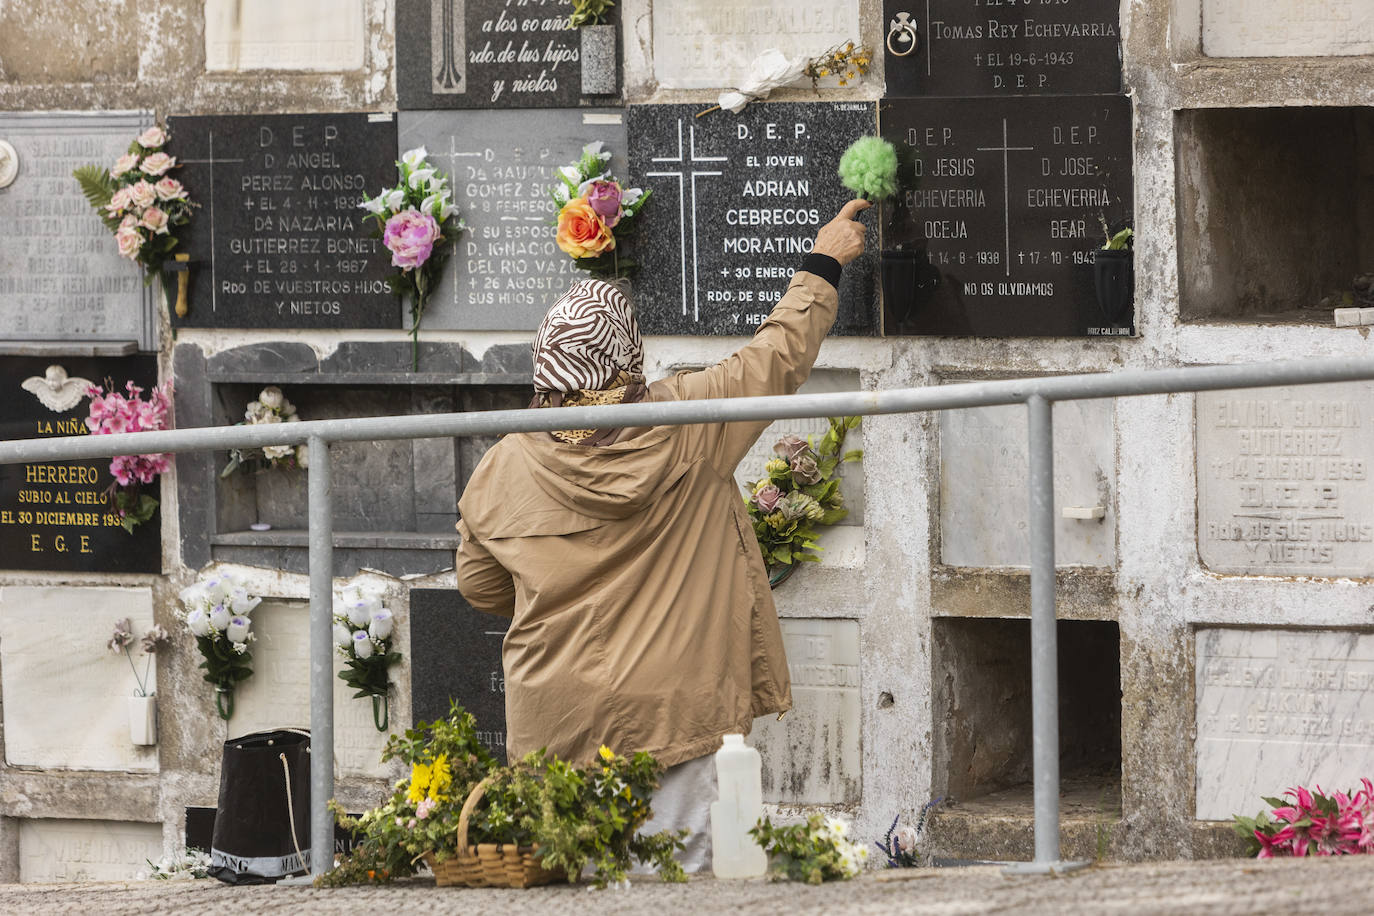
[{"xmin": 798, "ymin": 253, "xmax": 842, "ymax": 290}]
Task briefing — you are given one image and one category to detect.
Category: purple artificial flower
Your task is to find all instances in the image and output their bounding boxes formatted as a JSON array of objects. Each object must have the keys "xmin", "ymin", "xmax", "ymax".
[{"xmin": 382, "ymin": 208, "xmax": 441, "ymax": 270}]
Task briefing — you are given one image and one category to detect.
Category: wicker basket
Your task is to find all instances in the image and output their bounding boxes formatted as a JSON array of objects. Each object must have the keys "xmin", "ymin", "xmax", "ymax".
[{"xmin": 423, "ymin": 776, "xmax": 565, "ymax": 888}]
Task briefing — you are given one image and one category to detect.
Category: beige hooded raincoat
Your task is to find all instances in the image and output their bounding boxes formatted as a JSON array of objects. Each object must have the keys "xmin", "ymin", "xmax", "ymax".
[{"xmin": 455, "ymin": 270, "xmax": 839, "ymax": 768}]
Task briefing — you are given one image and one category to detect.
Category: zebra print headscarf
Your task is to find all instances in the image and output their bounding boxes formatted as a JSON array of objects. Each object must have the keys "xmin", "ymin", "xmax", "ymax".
[{"xmin": 532, "ymin": 279, "xmax": 644, "ymax": 396}]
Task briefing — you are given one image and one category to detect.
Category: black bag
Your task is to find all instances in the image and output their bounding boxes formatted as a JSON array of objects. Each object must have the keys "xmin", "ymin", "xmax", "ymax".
[{"xmin": 208, "ymin": 729, "xmax": 311, "ymax": 885}]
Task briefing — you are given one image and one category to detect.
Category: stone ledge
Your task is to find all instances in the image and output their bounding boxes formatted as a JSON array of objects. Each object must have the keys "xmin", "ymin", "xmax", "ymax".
[{"xmin": 0, "ymin": 769, "xmax": 160, "ymax": 822}]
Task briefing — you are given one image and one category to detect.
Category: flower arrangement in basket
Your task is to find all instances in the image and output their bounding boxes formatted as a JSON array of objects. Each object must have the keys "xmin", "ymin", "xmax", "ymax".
[
  {"xmin": 332, "ymin": 582, "xmax": 401, "ymax": 731},
  {"xmin": 751, "ymin": 812, "xmax": 869, "ymax": 883},
  {"xmin": 220, "ymin": 386, "xmax": 308, "ymax": 477},
  {"xmin": 176, "ymin": 570, "xmax": 262, "ymax": 720},
  {"xmin": 1232, "ymin": 780, "xmax": 1374, "ymax": 857},
  {"xmin": 73, "ymin": 124, "xmax": 196, "ymax": 293},
  {"xmin": 85, "ymin": 380, "xmax": 174, "ymax": 533},
  {"xmin": 744, "ymin": 416, "xmax": 862, "ymax": 585},
  {"xmin": 360, "ymin": 147, "xmax": 464, "ymax": 370},
  {"xmin": 550, "ymin": 142, "xmax": 649, "ymax": 281}
]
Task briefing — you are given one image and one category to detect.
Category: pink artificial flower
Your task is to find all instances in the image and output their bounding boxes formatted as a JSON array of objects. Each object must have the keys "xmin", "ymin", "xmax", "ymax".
[
  {"xmin": 129, "ymin": 180, "xmax": 157, "ymax": 210},
  {"xmin": 382, "ymin": 208, "xmax": 441, "ymax": 270},
  {"xmin": 140, "ymin": 152, "xmax": 176, "ymax": 176},
  {"xmin": 585, "ymin": 179, "xmax": 624, "ymax": 228},
  {"xmin": 110, "ymin": 456, "xmax": 134, "ymax": 487},
  {"xmin": 1254, "ymin": 829, "xmax": 1279, "ymax": 859},
  {"xmin": 106, "ymin": 186, "xmax": 134, "ymax": 215},
  {"xmin": 140, "ymin": 206, "xmax": 170, "ymax": 235},
  {"xmin": 115, "ymin": 226, "xmax": 144, "ymax": 260},
  {"xmin": 753, "ymin": 483, "xmax": 783, "ymax": 514},
  {"xmin": 110, "ymin": 153, "xmax": 140, "ymax": 178},
  {"xmin": 137, "ymin": 125, "xmax": 167, "ymax": 149},
  {"xmin": 154, "ymin": 177, "xmax": 188, "ymax": 201}
]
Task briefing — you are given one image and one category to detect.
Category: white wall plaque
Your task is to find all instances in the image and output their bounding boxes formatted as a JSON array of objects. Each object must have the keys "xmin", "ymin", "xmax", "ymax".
[
  {"xmin": 1203, "ymin": 0, "xmax": 1374, "ymax": 58},
  {"xmin": 940, "ymin": 398, "xmax": 1116, "ymax": 568},
  {"xmin": 205, "ymin": 0, "xmax": 366, "ymax": 72},
  {"xmin": 228, "ymin": 600, "xmax": 396, "ymax": 777},
  {"xmin": 652, "ymin": 1, "xmax": 860, "ymax": 89},
  {"xmin": 1197, "ymin": 384, "xmax": 1374, "ymax": 577},
  {"xmin": 0, "ymin": 586, "xmax": 157, "ymax": 772},
  {"xmin": 748, "ymin": 617, "xmax": 861, "ymax": 804},
  {"xmin": 18, "ymin": 819, "xmax": 162, "ymax": 883},
  {"xmin": 1196, "ymin": 628, "xmax": 1374, "ymax": 820}
]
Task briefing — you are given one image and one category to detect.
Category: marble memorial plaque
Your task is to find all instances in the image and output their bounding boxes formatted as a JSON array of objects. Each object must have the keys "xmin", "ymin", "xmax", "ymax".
[
  {"xmin": 880, "ymin": 95, "xmax": 1133, "ymax": 337},
  {"xmin": 882, "ymin": 0, "xmax": 1123, "ymax": 98},
  {"xmin": 1198, "ymin": 384, "xmax": 1374, "ymax": 576},
  {"xmin": 409, "ymin": 588, "xmax": 508, "ymax": 762},
  {"xmin": 0, "ymin": 586, "xmax": 158, "ymax": 771},
  {"xmin": 748, "ymin": 618, "xmax": 861, "ymax": 804},
  {"xmin": 19, "ymin": 819, "xmax": 162, "ymax": 883},
  {"xmin": 1196, "ymin": 628, "xmax": 1374, "ymax": 820},
  {"xmin": 653, "ymin": 1, "xmax": 859, "ymax": 90},
  {"xmin": 1203, "ymin": 0, "xmax": 1374, "ymax": 58},
  {"xmin": 397, "ymin": 109, "xmax": 627, "ymax": 330},
  {"xmin": 166, "ymin": 113, "xmax": 398, "ymax": 329},
  {"xmin": 397, "ymin": 0, "xmax": 594, "ymax": 109},
  {"xmin": 0, "ymin": 112, "xmax": 155, "ymax": 349},
  {"xmin": 627, "ymin": 102, "xmax": 879, "ymax": 336},
  {"xmin": 228, "ymin": 600, "xmax": 396, "ymax": 776},
  {"xmin": 0, "ymin": 355, "xmax": 161, "ymax": 574},
  {"xmin": 204, "ymin": 0, "xmax": 365, "ymax": 71},
  {"xmin": 940, "ymin": 397, "xmax": 1115, "ymax": 568}
]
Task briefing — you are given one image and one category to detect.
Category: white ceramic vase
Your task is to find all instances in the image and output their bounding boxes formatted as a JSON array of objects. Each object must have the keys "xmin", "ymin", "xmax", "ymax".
[{"xmin": 129, "ymin": 694, "xmax": 157, "ymax": 746}]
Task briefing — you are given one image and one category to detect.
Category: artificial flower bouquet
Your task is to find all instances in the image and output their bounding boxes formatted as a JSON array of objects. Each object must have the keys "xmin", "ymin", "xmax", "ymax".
[
  {"xmin": 332, "ymin": 582, "xmax": 401, "ymax": 731},
  {"xmin": 550, "ymin": 142, "xmax": 649, "ymax": 280},
  {"xmin": 220, "ymin": 386, "xmax": 308, "ymax": 477},
  {"xmin": 107, "ymin": 618, "xmax": 170, "ymax": 698},
  {"xmin": 874, "ymin": 799, "xmax": 941, "ymax": 868},
  {"xmin": 751, "ymin": 812, "xmax": 869, "ymax": 883},
  {"xmin": 86, "ymin": 380, "xmax": 174, "ymax": 533},
  {"xmin": 177, "ymin": 570, "xmax": 262, "ymax": 720},
  {"xmin": 360, "ymin": 147, "xmax": 465, "ymax": 369},
  {"xmin": 744, "ymin": 417, "xmax": 862, "ymax": 579},
  {"xmin": 74, "ymin": 124, "xmax": 195, "ymax": 282},
  {"xmin": 1232, "ymin": 781, "xmax": 1374, "ymax": 857}
]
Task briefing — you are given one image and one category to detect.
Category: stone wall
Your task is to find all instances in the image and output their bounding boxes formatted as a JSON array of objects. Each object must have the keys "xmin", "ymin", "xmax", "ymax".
[{"xmin": 1, "ymin": 0, "xmax": 1373, "ymax": 881}]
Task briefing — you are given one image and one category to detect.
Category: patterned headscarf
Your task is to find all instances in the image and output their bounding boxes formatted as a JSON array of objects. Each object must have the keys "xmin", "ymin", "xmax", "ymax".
[{"xmin": 531, "ymin": 279, "xmax": 646, "ymax": 445}]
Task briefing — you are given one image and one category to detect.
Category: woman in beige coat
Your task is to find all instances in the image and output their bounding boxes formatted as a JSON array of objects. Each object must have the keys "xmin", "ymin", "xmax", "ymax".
[{"xmin": 455, "ymin": 199, "xmax": 869, "ymax": 869}]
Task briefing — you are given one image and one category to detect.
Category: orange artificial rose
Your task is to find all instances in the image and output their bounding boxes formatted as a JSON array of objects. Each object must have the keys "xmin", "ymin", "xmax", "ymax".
[{"xmin": 556, "ymin": 197, "xmax": 616, "ymax": 259}]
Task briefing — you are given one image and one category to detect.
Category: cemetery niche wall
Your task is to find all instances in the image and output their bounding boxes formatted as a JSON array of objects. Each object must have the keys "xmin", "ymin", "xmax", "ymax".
[
  {"xmin": 397, "ymin": 108, "xmax": 628, "ymax": 331},
  {"xmin": 166, "ymin": 113, "xmax": 400, "ymax": 330},
  {"xmin": 0, "ymin": 112, "xmax": 157, "ymax": 351},
  {"xmin": 627, "ymin": 102, "xmax": 880, "ymax": 336},
  {"xmin": 0, "ymin": 355, "xmax": 161, "ymax": 574}
]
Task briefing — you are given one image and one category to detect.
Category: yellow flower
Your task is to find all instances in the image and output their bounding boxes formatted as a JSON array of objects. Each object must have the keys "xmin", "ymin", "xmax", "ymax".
[
  {"xmin": 765, "ymin": 458, "xmax": 788, "ymax": 474},
  {"xmin": 428, "ymin": 754, "xmax": 452, "ymax": 801},
  {"xmin": 598, "ymin": 745, "xmax": 615, "ymax": 762},
  {"xmin": 406, "ymin": 761, "xmax": 432, "ymax": 804}
]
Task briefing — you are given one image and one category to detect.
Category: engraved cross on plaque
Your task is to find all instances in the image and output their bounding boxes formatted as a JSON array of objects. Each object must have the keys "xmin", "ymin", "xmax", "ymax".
[
  {"xmin": 977, "ymin": 118, "xmax": 1034, "ymax": 277},
  {"xmin": 644, "ymin": 119, "xmax": 726, "ymax": 321}
]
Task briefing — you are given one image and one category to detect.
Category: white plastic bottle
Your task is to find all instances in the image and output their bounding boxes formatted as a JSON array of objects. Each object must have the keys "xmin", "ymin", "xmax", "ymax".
[{"xmin": 710, "ymin": 733, "xmax": 769, "ymax": 878}]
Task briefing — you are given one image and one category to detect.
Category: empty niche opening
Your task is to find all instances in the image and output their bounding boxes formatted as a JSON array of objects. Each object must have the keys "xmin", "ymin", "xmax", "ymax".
[
  {"xmin": 213, "ymin": 382, "xmax": 525, "ymax": 544},
  {"xmin": 932, "ymin": 617, "xmax": 1122, "ymax": 816},
  {"xmin": 1177, "ymin": 107, "xmax": 1374, "ymax": 323}
]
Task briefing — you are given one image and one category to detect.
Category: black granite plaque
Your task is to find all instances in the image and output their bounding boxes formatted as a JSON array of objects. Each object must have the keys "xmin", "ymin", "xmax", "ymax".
[
  {"xmin": 397, "ymin": 0, "xmax": 604, "ymax": 110},
  {"xmin": 879, "ymin": 95, "xmax": 1133, "ymax": 337},
  {"xmin": 166, "ymin": 114, "xmax": 399, "ymax": 329},
  {"xmin": 409, "ymin": 587, "xmax": 508, "ymax": 762},
  {"xmin": 883, "ymin": 0, "xmax": 1122, "ymax": 98},
  {"xmin": 0, "ymin": 355, "xmax": 161, "ymax": 573},
  {"xmin": 397, "ymin": 108, "xmax": 627, "ymax": 330},
  {"xmin": 627, "ymin": 102, "xmax": 879, "ymax": 336}
]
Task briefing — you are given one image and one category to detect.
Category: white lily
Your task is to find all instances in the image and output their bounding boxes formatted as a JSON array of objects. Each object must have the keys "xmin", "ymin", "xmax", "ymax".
[
  {"xmin": 408, "ymin": 167, "xmax": 437, "ymax": 190},
  {"xmin": 360, "ymin": 193, "xmax": 388, "ymax": 215},
  {"xmin": 401, "ymin": 147, "xmax": 428, "ymax": 169},
  {"xmin": 383, "ymin": 188, "xmax": 406, "ymax": 211}
]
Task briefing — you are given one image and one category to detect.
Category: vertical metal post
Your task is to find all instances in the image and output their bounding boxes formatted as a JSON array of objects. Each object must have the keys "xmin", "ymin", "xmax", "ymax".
[
  {"xmin": 1027, "ymin": 394, "xmax": 1061, "ymax": 866},
  {"xmin": 307, "ymin": 435, "xmax": 334, "ymax": 874}
]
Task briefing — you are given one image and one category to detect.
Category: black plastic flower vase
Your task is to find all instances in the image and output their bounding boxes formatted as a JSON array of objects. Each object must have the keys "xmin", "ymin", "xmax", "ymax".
[{"xmin": 1093, "ymin": 248, "xmax": 1134, "ymax": 327}]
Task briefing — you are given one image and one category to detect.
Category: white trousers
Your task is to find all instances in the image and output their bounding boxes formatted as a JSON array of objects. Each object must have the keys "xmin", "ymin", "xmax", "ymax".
[{"xmin": 635, "ymin": 753, "xmax": 717, "ymax": 874}]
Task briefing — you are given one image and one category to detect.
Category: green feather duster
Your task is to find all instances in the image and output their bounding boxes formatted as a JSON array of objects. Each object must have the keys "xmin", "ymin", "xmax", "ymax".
[{"xmin": 837, "ymin": 136, "xmax": 899, "ymax": 201}]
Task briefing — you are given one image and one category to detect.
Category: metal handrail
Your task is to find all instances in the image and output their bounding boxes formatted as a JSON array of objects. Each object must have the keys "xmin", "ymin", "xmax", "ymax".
[{"xmin": 4, "ymin": 354, "xmax": 1374, "ymax": 875}]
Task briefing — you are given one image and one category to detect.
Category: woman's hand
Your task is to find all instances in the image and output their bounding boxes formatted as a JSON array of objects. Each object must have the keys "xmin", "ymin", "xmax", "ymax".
[{"xmin": 811, "ymin": 199, "xmax": 871, "ymax": 266}]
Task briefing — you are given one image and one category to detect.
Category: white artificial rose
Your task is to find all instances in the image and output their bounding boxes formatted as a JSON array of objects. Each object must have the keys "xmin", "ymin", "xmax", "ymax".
[
  {"xmin": 401, "ymin": 147, "xmax": 428, "ymax": 169},
  {"xmin": 296, "ymin": 444, "xmax": 310, "ymax": 468},
  {"xmin": 226, "ymin": 616, "xmax": 250, "ymax": 644},
  {"xmin": 258, "ymin": 387, "xmax": 284, "ymax": 410},
  {"xmin": 347, "ymin": 600, "xmax": 372, "ymax": 628},
  {"xmin": 209, "ymin": 604, "xmax": 231, "ymax": 632},
  {"xmin": 202, "ymin": 574, "xmax": 233, "ymax": 604},
  {"xmin": 333, "ymin": 623, "xmax": 353, "ymax": 647},
  {"xmin": 178, "ymin": 582, "xmax": 208, "ymax": 608},
  {"xmin": 110, "ymin": 153, "xmax": 140, "ymax": 178},
  {"xmin": 338, "ymin": 584, "xmax": 363, "ymax": 606},
  {"xmin": 369, "ymin": 609, "xmax": 394, "ymax": 640},
  {"xmin": 351, "ymin": 631, "xmax": 373, "ymax": 659},
  {"xmin": 557, "ymin": 165, "xmax": 581, "ymax": 184},
  {"xmin": 186, "ymin": 608, "xmax": 211, "ymax": 637},
  {"xmin": 137, "ymin": 125, "xmax": 167, "ymax": 149},
  {"xmin": 263, "ymin": 444, "xmax": 293, "ymax": 460},
  {"xmin": 230, "ymin": 587, "xmax": 261, "ymax": 615}
]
